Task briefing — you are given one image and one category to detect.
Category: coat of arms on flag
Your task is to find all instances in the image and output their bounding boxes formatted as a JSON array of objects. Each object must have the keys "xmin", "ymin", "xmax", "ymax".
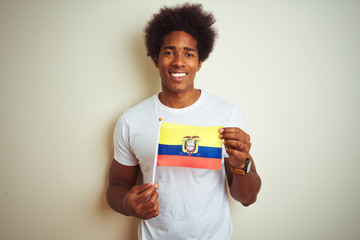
[
  {"xmin": 155, "ymin": 121, "xmax": 223, "ymax": 170},
  {"xmin": 182, "ymin": 136, "xmax": 200, "ymax": 156}
]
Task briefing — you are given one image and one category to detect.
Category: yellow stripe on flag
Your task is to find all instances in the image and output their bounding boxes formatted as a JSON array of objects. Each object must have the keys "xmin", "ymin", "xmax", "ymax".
[{"xmin": 158, "ymin": 122, "xmax": 223, "ymax": 148}]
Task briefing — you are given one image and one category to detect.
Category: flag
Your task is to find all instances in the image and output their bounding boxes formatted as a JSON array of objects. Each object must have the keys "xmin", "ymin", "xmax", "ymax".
[{"xmin": 156, "ymin": 121, "xmax": 223, "ymax": 170}]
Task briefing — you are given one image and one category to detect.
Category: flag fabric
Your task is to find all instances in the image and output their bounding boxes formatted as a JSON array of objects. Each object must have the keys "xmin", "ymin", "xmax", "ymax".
[{"xmin": 156, "ymin": 121, "xmax": 223, "ymax": 170}]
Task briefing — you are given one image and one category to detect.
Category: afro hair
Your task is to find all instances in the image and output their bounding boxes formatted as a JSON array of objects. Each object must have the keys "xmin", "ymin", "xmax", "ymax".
[{"xmin": 144, "ymin": 3, "xmax": 218, "ymax": 62}]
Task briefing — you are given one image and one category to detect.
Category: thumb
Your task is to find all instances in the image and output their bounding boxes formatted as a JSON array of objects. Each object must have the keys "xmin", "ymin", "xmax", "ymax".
[{"xmin": 132, "ymin": 181, "xmax": 152, "ymax": 194}]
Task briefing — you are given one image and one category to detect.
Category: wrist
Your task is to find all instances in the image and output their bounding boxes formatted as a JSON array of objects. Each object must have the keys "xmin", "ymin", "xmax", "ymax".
[{"xmin": 230, "ymin": 158, "xmax": 251, "ymax": 175}]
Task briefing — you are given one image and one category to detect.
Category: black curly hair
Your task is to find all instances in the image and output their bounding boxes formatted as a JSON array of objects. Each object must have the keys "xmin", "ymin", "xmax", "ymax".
[{"xmin": 144, "ymin": 3, "xmax": 217, "ymax": 62}]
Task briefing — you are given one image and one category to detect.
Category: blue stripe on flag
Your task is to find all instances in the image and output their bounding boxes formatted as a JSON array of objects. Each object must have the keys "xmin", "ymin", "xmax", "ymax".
[{"xmin": 158, "ymin": 144, "xmax": 222, "ymax": 159}]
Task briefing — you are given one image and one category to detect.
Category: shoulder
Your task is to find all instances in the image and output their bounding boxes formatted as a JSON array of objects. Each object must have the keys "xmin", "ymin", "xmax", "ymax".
[
  {"xmin": 121, "ymin": 94, "xmax": 157, "ymax": 122},
  {"xmin": 202, "ymin": 91, "xmax": 244, "ymax": 115},
  {"xmin": 202, "ymin": 90, "xmax": 247, "ymax": 131},
  {"xmin": 203, "ymin": 91, "xmax": 236, "ymax": 107}
]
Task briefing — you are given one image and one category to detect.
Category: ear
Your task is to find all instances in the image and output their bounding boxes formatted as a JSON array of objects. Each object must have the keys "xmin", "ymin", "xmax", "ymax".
[
  {"xmin": 154, "ymin": 56, "xmax": 159, "ymax": 68},
  {"xmin": 197, "ymin": 60, "xmax": 203, "ymax": 72}
]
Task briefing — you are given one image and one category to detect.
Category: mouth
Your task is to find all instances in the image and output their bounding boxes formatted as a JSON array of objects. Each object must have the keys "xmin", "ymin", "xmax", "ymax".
[{"xmin": 170, "ymin": 72, "xmax": 187, "ymax": 78}]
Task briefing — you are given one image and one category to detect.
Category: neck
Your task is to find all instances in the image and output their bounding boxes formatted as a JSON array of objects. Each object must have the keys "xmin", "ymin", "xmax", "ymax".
[{"xmin": 159, "ymin": 89, "xmax": 201, "ymax": 109}]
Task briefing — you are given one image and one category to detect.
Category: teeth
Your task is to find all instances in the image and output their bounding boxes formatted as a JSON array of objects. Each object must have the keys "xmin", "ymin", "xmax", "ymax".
[{"xmin": 171, "ymin": 72, "xmax": 186, "ymax": 77}]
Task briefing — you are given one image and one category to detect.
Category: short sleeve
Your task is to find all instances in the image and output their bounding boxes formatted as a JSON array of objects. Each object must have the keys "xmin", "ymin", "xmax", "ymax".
[
  {"xmin": 231, "ymin": 106, "xmax": 248, "ymax": 134},
  {"xmin": 113, "ymin": 113, "xmax": 138, "ymax": 166}
]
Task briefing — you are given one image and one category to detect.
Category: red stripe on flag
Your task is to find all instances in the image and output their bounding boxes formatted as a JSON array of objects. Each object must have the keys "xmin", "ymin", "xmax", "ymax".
[{"xmin": 157, "ymin": 155, "xmax": 221, "ymax": 170}]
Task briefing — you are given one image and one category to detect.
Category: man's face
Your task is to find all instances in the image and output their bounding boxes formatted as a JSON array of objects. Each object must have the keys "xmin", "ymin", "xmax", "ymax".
[{"xmin": 154, "ymin": 31, "xmax": 202, "ymax": 95}]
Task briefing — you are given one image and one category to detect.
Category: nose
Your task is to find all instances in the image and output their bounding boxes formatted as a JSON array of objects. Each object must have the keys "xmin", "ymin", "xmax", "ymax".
[{"xmin": 171, "ymin": 54, "xmax": 185, "ymax": 68}]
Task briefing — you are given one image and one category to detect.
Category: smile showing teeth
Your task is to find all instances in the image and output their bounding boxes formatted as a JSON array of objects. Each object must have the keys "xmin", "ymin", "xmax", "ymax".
[{"xmin": 171, "ymin": 72, "xmax": 186, "ymax": 77}]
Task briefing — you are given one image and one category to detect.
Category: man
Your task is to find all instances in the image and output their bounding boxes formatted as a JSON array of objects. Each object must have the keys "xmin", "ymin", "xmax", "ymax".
[{"xmin": 107, "ymin": 3, "xmax": 261, "ymax": 239}]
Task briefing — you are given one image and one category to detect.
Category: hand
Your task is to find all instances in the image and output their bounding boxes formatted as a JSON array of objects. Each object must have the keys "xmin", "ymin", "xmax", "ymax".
[
  {"xmin": 219, "ymin": 127, "xmax": 251, "ymax": 169},
  {"xmin": 123, "ymin": 181, "xmax": 159, "ymax": 220}
]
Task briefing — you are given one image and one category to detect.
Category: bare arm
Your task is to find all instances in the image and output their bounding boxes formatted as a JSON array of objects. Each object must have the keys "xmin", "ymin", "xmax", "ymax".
[
  {"xmin": 220, "ymin": 128, "xmax": 261, "ymax": 206},
  {"xmin": 225, "ymin": 155, "xmax": 261, "ymax": 206},
  {"xmin": 106, "ymin": 159, "xmax": 159, "ymax": 219}
]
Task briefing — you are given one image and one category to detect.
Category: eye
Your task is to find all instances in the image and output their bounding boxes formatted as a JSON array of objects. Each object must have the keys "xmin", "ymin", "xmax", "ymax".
[
  {"xmin": 164, "ymin": 51, "xmax": 174, "ymax": 56},
  {"xmin": 185, "ymin": 53, "xmax": 194, "ymax": 57}
]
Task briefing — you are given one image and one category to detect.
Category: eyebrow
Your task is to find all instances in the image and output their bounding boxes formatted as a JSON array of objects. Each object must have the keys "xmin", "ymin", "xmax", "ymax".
[{"xmin": 163, "ymin": 46, "xmax": 197, "ymax": 52}]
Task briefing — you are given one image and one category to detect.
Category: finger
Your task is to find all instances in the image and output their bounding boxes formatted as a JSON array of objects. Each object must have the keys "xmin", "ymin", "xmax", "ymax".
[
  {"xmin": 221, "ymin": 132, "xmax": 250, "ymax": 141},
  {"xmin": 132, "ymin": 181, "xmax": 152, "ymax": 194},
  {"xmin": 135, "ymin": 203, "xmax": 158, "ymax": 220},
  {"xmin": 224, "ymin": 139, "xmax": 251, "ymax": 152},
  {"xmin": 143, "ymin": 211, "xmax": 159, "ymax": 220},
  {"xmin": 141, "ymin": 190, "xmax": 159, "ymax": 206},
  {"xmin": 220, "ymin": 127, "xmax": 245, "ymax": 134},
  {"xmin": 225, "ymin": 147, "xmax": 248, "ymax": 160},
  {"xmin": 135, "ymin": 185, "xmax": 158, "ymax": 205},
  {"xmin": 140, "ymin": 191, "xmax": 159, "ymax": 211},
  {"xmin": 220, "ymin": 129, "xmax": 249, "ymax": 141},
  {"xmin": 142, "ymin": 200, "xmax": 159, "ymax": 220},
  {"xmin": 138, "ymin": 192, "xmax": 159, "ymax": 219},
  {"xmin": 219, "ymin": 127, "xmax": 245, "ymax": 134}
]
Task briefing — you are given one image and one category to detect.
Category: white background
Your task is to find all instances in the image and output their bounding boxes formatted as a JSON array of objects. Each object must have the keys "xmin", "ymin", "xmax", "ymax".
[{"xmin": 1, "ymin": 0, "xmax": 359, "ymax": 239}]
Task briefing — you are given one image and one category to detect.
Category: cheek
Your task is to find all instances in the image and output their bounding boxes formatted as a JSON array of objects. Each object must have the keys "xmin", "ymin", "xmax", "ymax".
[
  {"xmin": 159, "ymin": 68, "xmax": 170, "ymax": 81},
  {"xmin": 192, "ymin": 66, "xmax": 200, "ymax": 74},
  {"xmin": 160, "ymin": 67, "xmax": 168, "ymax": 76}
]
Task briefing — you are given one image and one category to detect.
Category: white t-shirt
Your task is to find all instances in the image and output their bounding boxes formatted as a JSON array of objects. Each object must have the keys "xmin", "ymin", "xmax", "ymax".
[{"xmin": 114, "ymin": 90, "xmax": 247, "ymax": 240}]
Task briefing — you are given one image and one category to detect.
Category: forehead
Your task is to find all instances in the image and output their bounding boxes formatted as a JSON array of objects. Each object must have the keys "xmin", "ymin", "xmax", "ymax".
[{"xmin": 161, "ymin": 31, "xmax": 198, "ymax": 51}]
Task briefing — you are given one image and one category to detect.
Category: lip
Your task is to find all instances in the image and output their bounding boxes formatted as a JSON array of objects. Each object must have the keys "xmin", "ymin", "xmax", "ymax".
[
  {"xmin": 169, "ymin": 72, "xmax": 188, "ymax": 79},
  {"xmin": 168, "ymin": 72, "xmax": 188, "ymax": 82}
]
